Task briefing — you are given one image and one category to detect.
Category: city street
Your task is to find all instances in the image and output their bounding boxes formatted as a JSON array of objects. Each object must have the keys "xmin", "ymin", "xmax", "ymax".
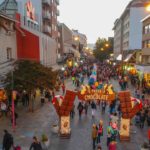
[
  {"xmin": 1, "ymin": 0, "xmax": 150, "ymax": 150},
  {"xmin": 0, "ymin": 78, "xmax": 149, "ymax": 150}
]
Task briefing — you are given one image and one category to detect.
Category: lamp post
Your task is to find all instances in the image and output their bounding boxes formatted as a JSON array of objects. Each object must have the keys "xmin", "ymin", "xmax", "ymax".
[{"xmin": 11, "ymin": 70, "xmax": 15, "ymax": 132}]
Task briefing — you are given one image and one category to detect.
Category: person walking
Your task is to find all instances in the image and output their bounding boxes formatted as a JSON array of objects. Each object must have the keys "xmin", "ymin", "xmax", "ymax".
[
  {"xmin": 107, "ymin": 125, "xmax": 113, "ymax": 146},
  {"xmin": 70, "ymin": 104, "xmax": 75, "ymax": 119},
  {"xmin": 101, "ymin": 101, "xmax": 106, "ymax": 114},
  {"xmin": 91, "ymin": 101, "xmax": 97, "ymax": 118},
  {"xmin": 77, "ymin": 102, "xmax": 84, "ymax": 119},
  {"xmin": 140, "ymin": 111, "xmax": 146, "ymax": 129},
  {"xmin": 92, "ymin": 124, "xmax": 98, "ymax": 150},
  {"xmin": 29, "ymin": 136, "xmax": 42, "ymax": 150},
  {"xmin": 97, "ymin": 120, "xmax": 103, "ymax": 144},
  {"xmin": 2, "ymin": 130, "xmax": 13, "ymax": 150}
]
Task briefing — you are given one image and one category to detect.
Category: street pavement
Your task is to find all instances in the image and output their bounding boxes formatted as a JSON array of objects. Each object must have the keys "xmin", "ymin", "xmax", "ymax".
[{"xmin": 0, "ymin": 78, "xmax": 148, "ymax": 150}]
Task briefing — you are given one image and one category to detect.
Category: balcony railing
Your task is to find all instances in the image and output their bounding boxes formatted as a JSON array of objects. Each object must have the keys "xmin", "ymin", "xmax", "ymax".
[
  {"xmin": 43, "ymin": 25, "xmax": 51, "ymax": 34},
  {"xmin": 43, "ymin": 11, "xmax": 51, "ymax": 20},
  {"xmin": 56, "ymin": 9, "xmax": 60, "ymax": 16},
  {"xmin": 55, "ymin": 0, "xmax": 59, "ymax": 5},
  {"xmin": 42, "ymin": 0, "xmax": 50, "ymax": 6}
]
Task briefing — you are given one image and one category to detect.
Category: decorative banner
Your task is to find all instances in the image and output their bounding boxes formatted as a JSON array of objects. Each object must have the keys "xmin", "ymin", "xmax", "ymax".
[
  {"xmin": 0, "ymin": 89, "xmax": 7, "ymax": 101},
  {"xmin": 60, "ymin": 116, "xmax": 71, "ymax": 135},
  {"xmin": 120, "ymin": 118, "xmax": 130, "ymax": 141},
  {"xmin": 78, "ymin": 84, "xmax": 115, "ymax": 102}
]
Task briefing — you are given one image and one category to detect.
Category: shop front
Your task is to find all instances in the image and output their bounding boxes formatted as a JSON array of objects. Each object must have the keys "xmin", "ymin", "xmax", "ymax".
[{"xmin": 135, "ymin": 65, "xmax": 150, "ymax": 89}]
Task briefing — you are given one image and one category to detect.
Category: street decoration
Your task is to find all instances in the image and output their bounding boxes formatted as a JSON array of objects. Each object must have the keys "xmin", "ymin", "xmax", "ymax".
[
  {"xmin": 52, "ymin": 90, "xmax": 76, "ymax": 138},
  {"xmin": 118, "ymin": 91, "xmax": 142, "ymax": 141},
  {"xmin": 0, "ymin": 89, "xmax": 7, "ymax": 101},
  {"xmin": 78, "ymin": 84, "xmax": 115, "ymax": 102},
  {"xmin": 88, "ymin": 64, "xmax": 97, "ymax": 85},
  {"xmin": 78, "ymin": 63, "xmax": 115, "ymax": 102},
  {"xmin": 120, "ymin": 118, "xmax": 130, "ymax": 140}
]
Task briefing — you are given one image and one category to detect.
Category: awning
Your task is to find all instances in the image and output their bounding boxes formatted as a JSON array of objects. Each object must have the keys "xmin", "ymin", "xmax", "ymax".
[
  {"xmin": 124, "ymin": 54, "xmax": 134, "ymax": 62},
  {"xmin": 135, "ymin": 65, "xmax": 150, "ymax": 74},
  {"xmin": 116, "ymin": 54, "xmax": 122, "ymax": 61}
]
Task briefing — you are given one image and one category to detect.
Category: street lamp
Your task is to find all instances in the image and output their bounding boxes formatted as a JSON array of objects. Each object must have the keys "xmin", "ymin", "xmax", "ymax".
[
  {"xmin": 105, "ymin": 43, "xmax": 109, "ymax": 48},
  {"xmin": 100, "ymin": 48, "xmax": 104, "ymax": 51},
  {"xmin": 146, "ymin": 4, "xmax": 150, "ymax": 12},
  {"xmin": 74, "ymin": 36, "xmax": 79, "ymax": 41},
  {"xmin": 61, "ymin": 67, "xmax": 65, "ymax": 71}
]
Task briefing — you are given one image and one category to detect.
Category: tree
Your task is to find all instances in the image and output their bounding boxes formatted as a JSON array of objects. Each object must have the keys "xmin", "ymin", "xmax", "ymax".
[
  {"xmin": 4, "ymin": 60, "xmax": 58, "ymax": 111},
  {"xmin": 93, "ymin": 37, "xmax": 113, "ymax": 62}
]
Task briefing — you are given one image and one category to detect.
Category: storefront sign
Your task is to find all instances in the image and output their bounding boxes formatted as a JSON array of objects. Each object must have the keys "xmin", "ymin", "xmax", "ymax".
[
  {"xmin": 79, "ymin": 84, "xmax": 115, "ymax": 101},
  {"xmin": 26, "ymin": 0, "xmax": 38, "ymax": 24}
]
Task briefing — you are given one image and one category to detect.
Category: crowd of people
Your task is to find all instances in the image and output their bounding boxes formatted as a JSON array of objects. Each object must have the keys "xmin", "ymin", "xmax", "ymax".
[{"xmin": 1, "ymin": 60, "xmax": 150, "ymax": 150}]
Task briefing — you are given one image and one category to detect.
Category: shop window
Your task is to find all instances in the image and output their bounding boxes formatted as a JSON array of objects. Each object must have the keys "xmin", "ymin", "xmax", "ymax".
[
  {"xmin": 6, "ymin": 48, "xmax": 12, "ymax": 60},
  {"xmin": 148, "ymin": 40, "xmax": 150, "ymax": 48}
]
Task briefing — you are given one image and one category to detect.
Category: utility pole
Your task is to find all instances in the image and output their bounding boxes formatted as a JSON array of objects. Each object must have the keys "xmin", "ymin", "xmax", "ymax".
[{"xmin": 11, "ymin": 70, "xmax": 15, "ymax": 132}]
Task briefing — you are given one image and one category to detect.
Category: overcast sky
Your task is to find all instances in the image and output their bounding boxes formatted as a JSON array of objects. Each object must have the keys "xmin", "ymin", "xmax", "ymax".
[{"xmin": 58, "ymin": 0, "xmax": 132, "ymax": 43}]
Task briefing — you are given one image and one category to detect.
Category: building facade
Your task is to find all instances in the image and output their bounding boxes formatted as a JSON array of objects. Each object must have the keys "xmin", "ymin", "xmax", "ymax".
[
  {"xmin": 113, "ymin": 0, "xmax": 150, "ymax": 60},
  {"xmin": 0, "ymin": 12, "xmax": 17, "ymax": 87},
  {"xmin": 72, "ymin": 30, "xmax": 87, "ymax": 52},
  {"xmin": 142, "ymin": 15, "xmax": 150, "ymax": 64},
  {"xmin": 0, "ymin": 0, "xmax": 58, "ymax": 67},
  {"xmin": 58, "ymin": 23, "xmax": 73, "ymax": 56}
]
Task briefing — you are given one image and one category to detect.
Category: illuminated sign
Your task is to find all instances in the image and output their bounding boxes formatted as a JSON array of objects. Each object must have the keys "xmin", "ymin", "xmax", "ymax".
[
  {"xmin": 26, "ymin": 0, "xmax": 36, "ymax": 21},
  {"xmin": 79, "ymin": 84, "xmax": 115, "ymax": 101}
]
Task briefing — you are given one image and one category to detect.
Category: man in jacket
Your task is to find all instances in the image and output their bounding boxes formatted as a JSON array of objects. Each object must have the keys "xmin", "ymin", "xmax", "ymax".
[
  {"xmin": 2, "ymin": 130, "xmax": 13, "ymax": 150},
  {"xmin": 29, "ymin": 136, "xmax": 42, "ymax": 150}
]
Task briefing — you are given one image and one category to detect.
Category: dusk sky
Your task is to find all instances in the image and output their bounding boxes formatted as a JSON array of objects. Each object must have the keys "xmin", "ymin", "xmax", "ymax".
[{"xmin": 58, "ymin": 0, "xmax": 132, "ymax": 43}]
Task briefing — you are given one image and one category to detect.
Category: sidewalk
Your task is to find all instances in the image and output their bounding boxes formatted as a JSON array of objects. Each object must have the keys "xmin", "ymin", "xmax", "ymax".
[{"xmin": 0, "ymin": 79, "xmax": 72, "ymax": 150}]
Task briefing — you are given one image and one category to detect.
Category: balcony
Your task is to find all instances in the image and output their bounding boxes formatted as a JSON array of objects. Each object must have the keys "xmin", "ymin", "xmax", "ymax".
[
  {"xmin": 43, "ymin": 11, "xmax": 51, "ymax": 20},
  {"xmin": 55, "ymin": 0, "xmax": 59, "ymax": 5},
  {"xmin": 43, "ymin": 25, "xmax": 51, "ymax": 34},
  {"xmin": 56, "ymin": 9, "xmax": 60, "ymax": 16},
  {"xmin": 42, "ymin": 0, "xmax": 50, "ymax": 6}
]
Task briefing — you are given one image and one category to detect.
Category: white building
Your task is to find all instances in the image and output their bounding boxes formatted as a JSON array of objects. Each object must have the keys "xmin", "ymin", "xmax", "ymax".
[
  {"xmin": 0, "ymin": 12, "xmax": 17, "ymax": 87},
  {"xmin": 113, "ymin": 0, "xmax": 150, "ymax": 60}
]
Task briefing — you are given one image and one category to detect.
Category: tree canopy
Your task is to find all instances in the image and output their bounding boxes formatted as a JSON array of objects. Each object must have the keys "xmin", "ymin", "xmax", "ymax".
[
  {"xmin": 4, "ymin": 60, "xmax": 58, "ymax": 93},
  {"xmin": 93, "ymin": 37, "xmax": 113, "ymax": 62}
]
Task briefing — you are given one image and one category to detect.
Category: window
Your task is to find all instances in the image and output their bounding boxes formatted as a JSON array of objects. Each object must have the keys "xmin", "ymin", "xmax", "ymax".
[
  {"xmin": 144, "ymin": 25, "xmax": 150, "ymax": 34},
  {"xmin": 55, "ymin": 25, "xmax": 57, "ymax": 31},
  {"xmin": 6, "ymin": 48, "xmax": 12, "ymax": 60},
  {"xmin": 52, "ymin": 24, "xmax": 55, "ymax": 30}
]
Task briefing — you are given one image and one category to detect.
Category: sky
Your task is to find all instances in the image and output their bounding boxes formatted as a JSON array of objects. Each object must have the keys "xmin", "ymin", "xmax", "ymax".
[{"xmin": 58, "ymin": 0, "xmax": 132, "ymax": 43}]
